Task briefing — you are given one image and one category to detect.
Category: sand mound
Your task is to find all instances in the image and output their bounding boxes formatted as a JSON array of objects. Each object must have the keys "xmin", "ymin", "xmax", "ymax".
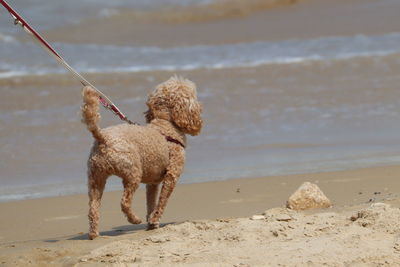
[{"xmin": 79, "ymin": 203, "xmax": 400, "ymax": 266}]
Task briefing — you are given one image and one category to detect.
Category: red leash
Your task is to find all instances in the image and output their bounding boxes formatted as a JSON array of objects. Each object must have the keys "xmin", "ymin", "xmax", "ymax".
[{"xmin": 0, "ymin": 0, "xmax": 135, "ymax": 125}]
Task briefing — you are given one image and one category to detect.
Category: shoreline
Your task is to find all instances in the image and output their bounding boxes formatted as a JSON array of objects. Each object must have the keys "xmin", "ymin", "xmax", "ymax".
[{"xmin": 0, "ymin": 161, "xmax": 398, "ymax": 204}]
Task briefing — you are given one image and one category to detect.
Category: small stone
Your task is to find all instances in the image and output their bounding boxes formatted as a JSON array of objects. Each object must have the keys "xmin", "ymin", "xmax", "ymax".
[
  {"xmin": 286, "ymin": 182, "xmax": 332, "ymax": 211},
  {"xmin": 146, "ymin": 236, "xmax": 170, "ymax": 243},
  {"xmin": 276, "ymin": 214, "xmax": 292, "ymax": 222},
  {"xmin": 250, "ymin": 215, "xmax": 265, "ymax": 220},
  {"xmin": 393, "ymin": 239, "xmax": 400, "ymax": 252},
  {"xmin": 370, "ymin": 202, "xmax": 390, "ymax": 209},
  {"xmin": 80, "ymin": 259, "xmax": 88, "ymax": 262},
  {"xmin": 350, "ymin": 215, "xmax": 358, "ymax": 222}
]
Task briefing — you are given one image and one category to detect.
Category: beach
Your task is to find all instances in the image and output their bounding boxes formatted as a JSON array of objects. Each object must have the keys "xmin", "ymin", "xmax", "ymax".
[
  {"xmin": 1, "ymin": 0, "xmax": 400, "ymax": 265},
  {"xmin": 1, "ymin": 165, "xmax": 400, "ymax": 265}
]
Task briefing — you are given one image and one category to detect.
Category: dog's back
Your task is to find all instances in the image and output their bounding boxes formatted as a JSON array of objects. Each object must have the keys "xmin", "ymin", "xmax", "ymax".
[{"xmin": 88, "ymin": 124, "xmax": 170, "ymax": 184}]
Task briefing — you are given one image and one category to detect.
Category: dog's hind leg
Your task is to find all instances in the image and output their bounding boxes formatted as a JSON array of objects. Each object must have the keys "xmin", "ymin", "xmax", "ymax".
[
  {"xmin": 146, "ymin": 184, "xmax": 159, "ymax": 222},
  {"xmin": 88, "ymin": 170, "xmax": 108, "ymax": 240},
  {"xmin": 121, "ymin": 176, "xmax": 142, "ymax": 225}
]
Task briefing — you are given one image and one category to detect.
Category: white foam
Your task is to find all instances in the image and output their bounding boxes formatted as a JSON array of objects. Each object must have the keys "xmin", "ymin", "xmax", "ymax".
[
  {"xmin": 0, "ymin": 70, "xmax": 29, "ymax": 79},
  {"xmin": 1, "ymin": 32, "xmax": 400, "ymax": 79},
  {"xmin": 97, "ymin": 8, "xmax": 119, "ymax": 18}
]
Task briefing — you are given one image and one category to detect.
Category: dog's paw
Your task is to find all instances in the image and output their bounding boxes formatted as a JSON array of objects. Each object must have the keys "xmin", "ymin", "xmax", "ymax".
[
  {"xmin": 148, "ymin": 210, "xmax": 161, "ymax": 222},
  {"xmin": 88, "ymin": 231, "xmax": 99, "ymax": 240},
  {"xmin": 128, "ymin": 216, "xmax": 142, "ymax": 224},
  {"xmin": 147, "ymin": 223, "xmax": 159, "ymax": 231},
  {"xmin": 147, "ymin": 214, "xmax": 160, "ymax": 230}
]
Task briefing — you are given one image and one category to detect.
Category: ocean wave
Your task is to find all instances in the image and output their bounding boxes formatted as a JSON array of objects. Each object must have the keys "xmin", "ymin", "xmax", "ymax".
[
  {"xmin": 102, "ymin": 0, "xmax": 303, "ymax": 24},
  {"xmin": 0, "ymin": 0, "xmax": 222, "ymax": 34},
  {"xmin": 1, "ymin": 32, "xmax": 400, "ymax": 78}
]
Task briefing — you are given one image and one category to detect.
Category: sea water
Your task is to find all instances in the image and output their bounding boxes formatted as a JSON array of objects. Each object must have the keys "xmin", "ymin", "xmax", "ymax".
[{"xmin": 1, "ymin": 0, "xmax": 400, "ymax": 201}]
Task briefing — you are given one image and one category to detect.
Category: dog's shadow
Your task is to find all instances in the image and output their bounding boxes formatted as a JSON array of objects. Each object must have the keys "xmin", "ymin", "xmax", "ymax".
[{"xmin": 66, "ymin": 222, "xmax": 173, "ymax": 241}]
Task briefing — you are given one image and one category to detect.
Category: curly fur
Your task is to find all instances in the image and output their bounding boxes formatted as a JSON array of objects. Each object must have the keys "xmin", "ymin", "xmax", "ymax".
[
  {"xmin": 81, "ymin": 88, "xmax": 105, "ymax": 143},
  {"xmin": 81, "ymin": 76, "xmax": 202, "ymax": 239}
]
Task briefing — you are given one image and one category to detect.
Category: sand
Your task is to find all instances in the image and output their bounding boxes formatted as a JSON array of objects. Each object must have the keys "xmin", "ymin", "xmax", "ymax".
[
  {"xmin": 1, "ymin": 165, "xmax": 400, "ymax": 266},
  {"xmin": 84, "ymin": 203, "xmax": 400, "ymax": 266}
]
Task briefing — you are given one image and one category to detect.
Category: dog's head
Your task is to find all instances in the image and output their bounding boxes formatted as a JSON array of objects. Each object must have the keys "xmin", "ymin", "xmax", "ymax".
[{"xmin": 145, "ymin": 76, "xmax": 203, "ymax": 136}]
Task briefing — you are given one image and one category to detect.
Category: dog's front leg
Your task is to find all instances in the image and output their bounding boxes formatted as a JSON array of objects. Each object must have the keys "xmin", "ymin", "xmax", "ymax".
[{"xmin": 147, "ymin": 146, "xmax": 185, "ymax": 230}]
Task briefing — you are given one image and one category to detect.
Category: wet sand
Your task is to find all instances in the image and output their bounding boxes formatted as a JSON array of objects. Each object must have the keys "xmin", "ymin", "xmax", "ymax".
[{"xmin": 0, "ymin": 165, "xmax": 399, "ymax": 265}]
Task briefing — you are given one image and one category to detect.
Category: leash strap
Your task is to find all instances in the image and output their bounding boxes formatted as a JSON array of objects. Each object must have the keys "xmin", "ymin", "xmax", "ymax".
[{"xmin": 0, "ymin": 0, "xmax": 135, "ymax": 125}]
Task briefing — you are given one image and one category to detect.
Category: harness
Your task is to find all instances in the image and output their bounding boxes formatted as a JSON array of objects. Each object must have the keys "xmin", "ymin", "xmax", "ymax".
[{"xmin": 164, "ymin": 135, "xmax": 185, "ymax": 148}]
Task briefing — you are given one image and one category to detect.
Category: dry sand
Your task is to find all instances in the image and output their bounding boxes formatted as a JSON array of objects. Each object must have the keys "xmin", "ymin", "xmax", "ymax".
[
  {"xmin": 83, "ymin": 203, "xmax": 400, "ymax": 266},
  {"xmin": 1, "ymin": 165, "xmax": 400, "ymax": 266}
]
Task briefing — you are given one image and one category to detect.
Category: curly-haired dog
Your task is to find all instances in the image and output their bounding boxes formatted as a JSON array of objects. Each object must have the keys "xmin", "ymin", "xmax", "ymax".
[{"xmin": 81, "ymin": 76, "xmax": 202, "ymax": 239}]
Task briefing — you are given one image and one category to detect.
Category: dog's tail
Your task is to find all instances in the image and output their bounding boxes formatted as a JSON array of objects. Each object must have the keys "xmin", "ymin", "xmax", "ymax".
[{"xmin": 81, "ymin": 86, "xmax": 105, "ymax": 143}]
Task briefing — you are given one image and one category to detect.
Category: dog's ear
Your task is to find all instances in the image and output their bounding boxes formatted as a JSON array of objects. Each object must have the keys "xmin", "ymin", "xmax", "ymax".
[
  {"xmin": 148, "ymin": 76, "xmax": 203, "ymax": 135},
  {"xmin": 169, "ymin": 78, "xmax": 203, "ymax": 136}
]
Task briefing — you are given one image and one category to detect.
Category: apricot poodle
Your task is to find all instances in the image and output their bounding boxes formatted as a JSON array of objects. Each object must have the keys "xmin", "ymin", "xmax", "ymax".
[{"xmin": 81, "ymin": 76, "xmax": 202, "ymax": 239}]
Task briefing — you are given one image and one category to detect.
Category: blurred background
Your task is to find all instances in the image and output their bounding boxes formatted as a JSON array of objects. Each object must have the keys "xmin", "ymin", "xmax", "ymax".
[{"xmin": 1, "ymin": 0, "xmax": 400, "ymax": 201}]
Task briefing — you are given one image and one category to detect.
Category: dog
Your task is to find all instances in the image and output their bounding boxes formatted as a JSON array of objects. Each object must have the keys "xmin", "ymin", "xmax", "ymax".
[{"xmin": 81, "ymin": 76, "xmax": 202, "ymax": 239}]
